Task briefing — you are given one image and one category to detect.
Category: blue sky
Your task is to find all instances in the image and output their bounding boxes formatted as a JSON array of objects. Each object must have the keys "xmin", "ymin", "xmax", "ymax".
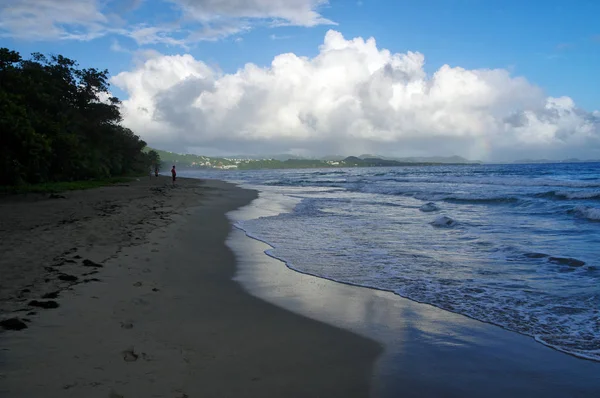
[
  {"xmin": 3, "ymin": 0, "xmax": 599, "ymax": 109},
  {"xmin": 1, "ymin": 0, "xmax": 599, "ymax": 160}
]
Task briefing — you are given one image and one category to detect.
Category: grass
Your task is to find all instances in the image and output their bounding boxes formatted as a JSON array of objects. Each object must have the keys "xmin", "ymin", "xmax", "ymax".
[{"xmin": 0, "ymin": 176, "xmax": 136, "ymax": 195}]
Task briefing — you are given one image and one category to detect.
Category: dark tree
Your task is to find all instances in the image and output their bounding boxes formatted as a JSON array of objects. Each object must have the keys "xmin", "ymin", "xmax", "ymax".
[
  {"xmin": 147, "ymin": 150, "xmax": 162, "ymax": 172},
  {"xmin": 0, "ymin": 48, "xmax": 154, "ymax": 185}
]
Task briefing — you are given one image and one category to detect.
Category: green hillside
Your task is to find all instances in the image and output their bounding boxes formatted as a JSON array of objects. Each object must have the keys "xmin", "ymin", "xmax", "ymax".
[{"xmin": 146, "ymin": 148, "xmax": 475, "ymax": 170}]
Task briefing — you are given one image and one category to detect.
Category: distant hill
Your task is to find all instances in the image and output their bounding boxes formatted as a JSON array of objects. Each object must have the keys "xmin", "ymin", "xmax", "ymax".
[
  {"xmin": 319, "ymin": 155, "xmax": 347, "ymax": 161},
  {"xmin": 184, "ymin": 152, "xmax": 482, "ymax": 163},
  {"xmin": 513, "ymin": 158, "xmax": 600, "ymax": 164},
  {"xmin": 144, "ymin": 148, "xmax": 235, "ymax": 169},
  {"xmin": 340, "ymin": 156, "xmax": 473, "ymax": 167},
  {"xmin": 356, "ymin": 154, "xmax": 481, "ymax": 164},
  {"xmin": 227, "ymin": 153, "xmax": 307, "ymax": 161},
  {"xmin": 146, "ymin": 147, "xmax": 483, "ymax": 170},
  {"xmin": 400, "ymin": 155, "xmax": 481, "ymax": 164},
  {"xmin": 357, "ymin": 154, "xmax": 379, "ymax": 159}
]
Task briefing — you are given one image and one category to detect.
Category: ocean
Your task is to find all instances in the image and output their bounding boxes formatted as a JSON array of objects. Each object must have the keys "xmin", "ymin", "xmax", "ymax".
[{"xmin": 183, "ymin": 163, "xmax": 600, "ymax": 361}]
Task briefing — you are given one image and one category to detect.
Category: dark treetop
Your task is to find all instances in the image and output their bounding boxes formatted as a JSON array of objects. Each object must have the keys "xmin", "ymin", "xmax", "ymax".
[{"xmin": 0, "ymin": 48, "xmax": 158, "ymax": 186}]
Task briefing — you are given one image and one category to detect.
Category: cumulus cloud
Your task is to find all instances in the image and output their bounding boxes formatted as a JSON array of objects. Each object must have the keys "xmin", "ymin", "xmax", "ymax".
[
  {"xmin": 112, "ymin": 30, "xmax": 600, "ymax": 160},
  {"xmin": 0, "ymin": 0, "xmax": 332, "ymax": 43}
]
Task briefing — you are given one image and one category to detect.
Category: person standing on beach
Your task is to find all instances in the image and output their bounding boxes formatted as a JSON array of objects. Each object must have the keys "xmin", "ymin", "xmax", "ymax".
[{"xmin": 171, "ymin": 165, "xmax": 176, "ymax": 185}]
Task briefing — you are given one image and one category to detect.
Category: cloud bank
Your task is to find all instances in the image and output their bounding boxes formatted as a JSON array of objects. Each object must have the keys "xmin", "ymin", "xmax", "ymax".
[
  {"xmin": 112, "ymin": 30, "xmax": 600, "ymax": 160},
  {"xmin": 0, "ymin": 0, "xmax": 332, "ymax": 43}
]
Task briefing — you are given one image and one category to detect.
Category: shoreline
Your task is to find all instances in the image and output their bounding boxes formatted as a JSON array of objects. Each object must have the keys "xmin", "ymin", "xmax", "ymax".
[
  {"xmin": 0, "ymin": 178, "xmax": 381, "ymax": 397},
  {"xmin": 223, "ymin": 179, "xmax": 599, "ymax": 363},
  {"xmin": 227, "ymin": 183, "xmax": 600, "ymax": 398},
  {"xmin": 236, "ymin": 224, "xmax": 599, "ymax": 363},
  {"xmin": 3, "ymin": 176, "xmax": 600, "ymax": 397}
]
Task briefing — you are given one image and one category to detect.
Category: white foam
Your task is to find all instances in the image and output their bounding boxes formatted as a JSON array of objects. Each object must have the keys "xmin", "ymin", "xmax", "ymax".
[
  {"xmin": 573, "ymin": 205, "xmax": 600, "ymax": 221},
  {"xmin": 419, "ymin": 202, "xmax": 440, "ymax": 212},
  {"xmin": 556, "ymin": 190, "xmax": 600, "ymax": 199},
  {"xmin": 431, "ymin": 215, "xmax": 457, "ymax": 227},
  {"xmin": 198, "ymin": 165, "xmax": 600, "ymax": 362},
  {"xmin": 372, "ymin": 175, "xmax": 600, "ymax": 189}
]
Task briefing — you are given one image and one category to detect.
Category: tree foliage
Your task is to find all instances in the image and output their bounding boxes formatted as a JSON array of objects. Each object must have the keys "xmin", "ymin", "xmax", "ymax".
[
  {"xmin": 0, "ymin": 48, "xmax": 153, "ymax": 185},
  {"xmin": 147, "ymin": 150, "xmax": 161, "ymax": 171}
]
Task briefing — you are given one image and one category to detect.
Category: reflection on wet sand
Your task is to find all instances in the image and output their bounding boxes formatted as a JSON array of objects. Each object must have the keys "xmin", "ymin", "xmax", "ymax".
[{"xmin": 227, "ymin": 194, "xmax": 600, "ymax": 398}]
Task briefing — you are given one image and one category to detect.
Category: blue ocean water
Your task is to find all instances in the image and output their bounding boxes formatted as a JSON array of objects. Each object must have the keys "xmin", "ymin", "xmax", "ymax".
[{"xmin": 185, "ymin": 163, "xmax": 600, "ymax": 360}]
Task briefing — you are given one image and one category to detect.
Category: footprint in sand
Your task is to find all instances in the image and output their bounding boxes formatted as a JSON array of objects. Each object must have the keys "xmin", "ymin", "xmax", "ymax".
[
  {"xmin": 58, "ymin": 274, "xmax": 78, "ymax": 282},
  {"xmin": 0, "ymin": 318, "xmax": 28, "ymax": 331},
  {"xmin": 122, "ymin": 348, "xmax": 139, "ymax": 362},
  {"xmin": 83, "ymin": 270, "xmax": 99, "ymax": 276},
  {"xmin": 29, "ymin": 300, "xmax": 59, "ymax": 309},
  {"xmin": 82, "ymin": 259, "xmax": 103, "ymax": 268},
  {"xmin": 42, "ymin": 291, "xmax": 60, "ymax": 299},
  {"xmin": 132, "ymin": 298, "xmax": 150, "ymax": 306},
  {"xmin": 140, "ymin": 352, "xmax": 152, "ymax": 361},
  {"xmin": 120, "ymin": 321, "xmax": 134, "ymax": 329}
]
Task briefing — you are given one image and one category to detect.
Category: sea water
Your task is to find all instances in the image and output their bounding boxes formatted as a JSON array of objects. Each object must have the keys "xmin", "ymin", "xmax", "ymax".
[{"xmin": 184, "ymin": 163, "xmax": 600, "ymax": 361}]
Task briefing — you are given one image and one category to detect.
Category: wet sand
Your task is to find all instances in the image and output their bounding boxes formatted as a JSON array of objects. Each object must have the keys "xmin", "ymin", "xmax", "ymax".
[
  {"xmin": 228, "ymin": 188, "xmax": 600, "ymax": 398},
  {"xmin": 0, "ymin": 179, "xmax": 381, "ymax": 397},
  {"xmin": 3, "ymin": 175, "xmax": 599, "ymax": 397}
]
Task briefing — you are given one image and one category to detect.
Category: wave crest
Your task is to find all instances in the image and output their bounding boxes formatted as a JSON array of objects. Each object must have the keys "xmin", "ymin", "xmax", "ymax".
[{"xmin": 572, "ymin": 205, "xmax": 600, "ymax": 221}]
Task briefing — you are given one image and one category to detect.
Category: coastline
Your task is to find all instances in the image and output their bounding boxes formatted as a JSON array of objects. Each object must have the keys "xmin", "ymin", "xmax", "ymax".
[
  {"xmin": 228, "ymin": 185, "xmax": 600, "ymax": 398},
  {"xmin": 3, "ymin": 175, "xmax": 599, "ymax": 397},
  {"xmin": 0, "ymin": 178, "xmax": 381, "ymax": 397}
]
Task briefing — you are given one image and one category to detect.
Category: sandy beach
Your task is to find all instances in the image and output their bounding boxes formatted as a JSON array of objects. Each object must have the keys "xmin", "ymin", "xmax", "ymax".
[
  {"xmin": 2, "ymin": 176, "xmax": 600, "ymax": 397},
  {"xmin": 0, "ymin": 178, "xmax": 381, "ymax": 397},
  {"xmin": 228, "ymin": 189, "xmax": 600, "ymax": 398}
]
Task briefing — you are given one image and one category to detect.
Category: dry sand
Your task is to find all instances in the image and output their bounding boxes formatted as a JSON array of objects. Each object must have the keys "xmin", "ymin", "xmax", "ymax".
[
  {"xmin": 0, "ymin": 178, "xmax": 381, "ymax": 397},
  {"xmin": 0, "ymin": 176, "xmax": 203, "ymax": 314}
]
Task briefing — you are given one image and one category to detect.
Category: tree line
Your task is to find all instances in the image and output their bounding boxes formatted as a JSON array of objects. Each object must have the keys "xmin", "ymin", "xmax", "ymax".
[{"xmin": 0, "ymin": 48, "xmax": 159, "ymax": 186}]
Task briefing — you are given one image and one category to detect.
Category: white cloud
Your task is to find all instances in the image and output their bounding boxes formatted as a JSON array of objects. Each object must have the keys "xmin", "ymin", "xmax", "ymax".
[
  {"xmin": 112, "ymin": 30, "xmax": 600, "ymax": 160},
  {"xmin": 131, "ymin": 48, "xmax": 164, "ymax": 66},
  {"xmin": 172, "ymin": 0, "xmax": 334, "ymax": 27},
  {"xmin": 0, "ymin": 0, "xmax": 332, "ymax": 44},
  {"xmin": 126, "ymin": 25, "xmax": 189, "ymax": 47},
  {"xmin": 186, "ymin": 19, "xmax": 251, "ymax": 41},
  {"xmin": 0, "ymin": 0, "xmax": 108, "ymax": 40},
  {"xmin": 270, "ymin": 34, "xmax": 293, "ymax": 40},
  {"xmin": 110, "ymin": 39, "xmax": 130, "ymax": 53}
]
